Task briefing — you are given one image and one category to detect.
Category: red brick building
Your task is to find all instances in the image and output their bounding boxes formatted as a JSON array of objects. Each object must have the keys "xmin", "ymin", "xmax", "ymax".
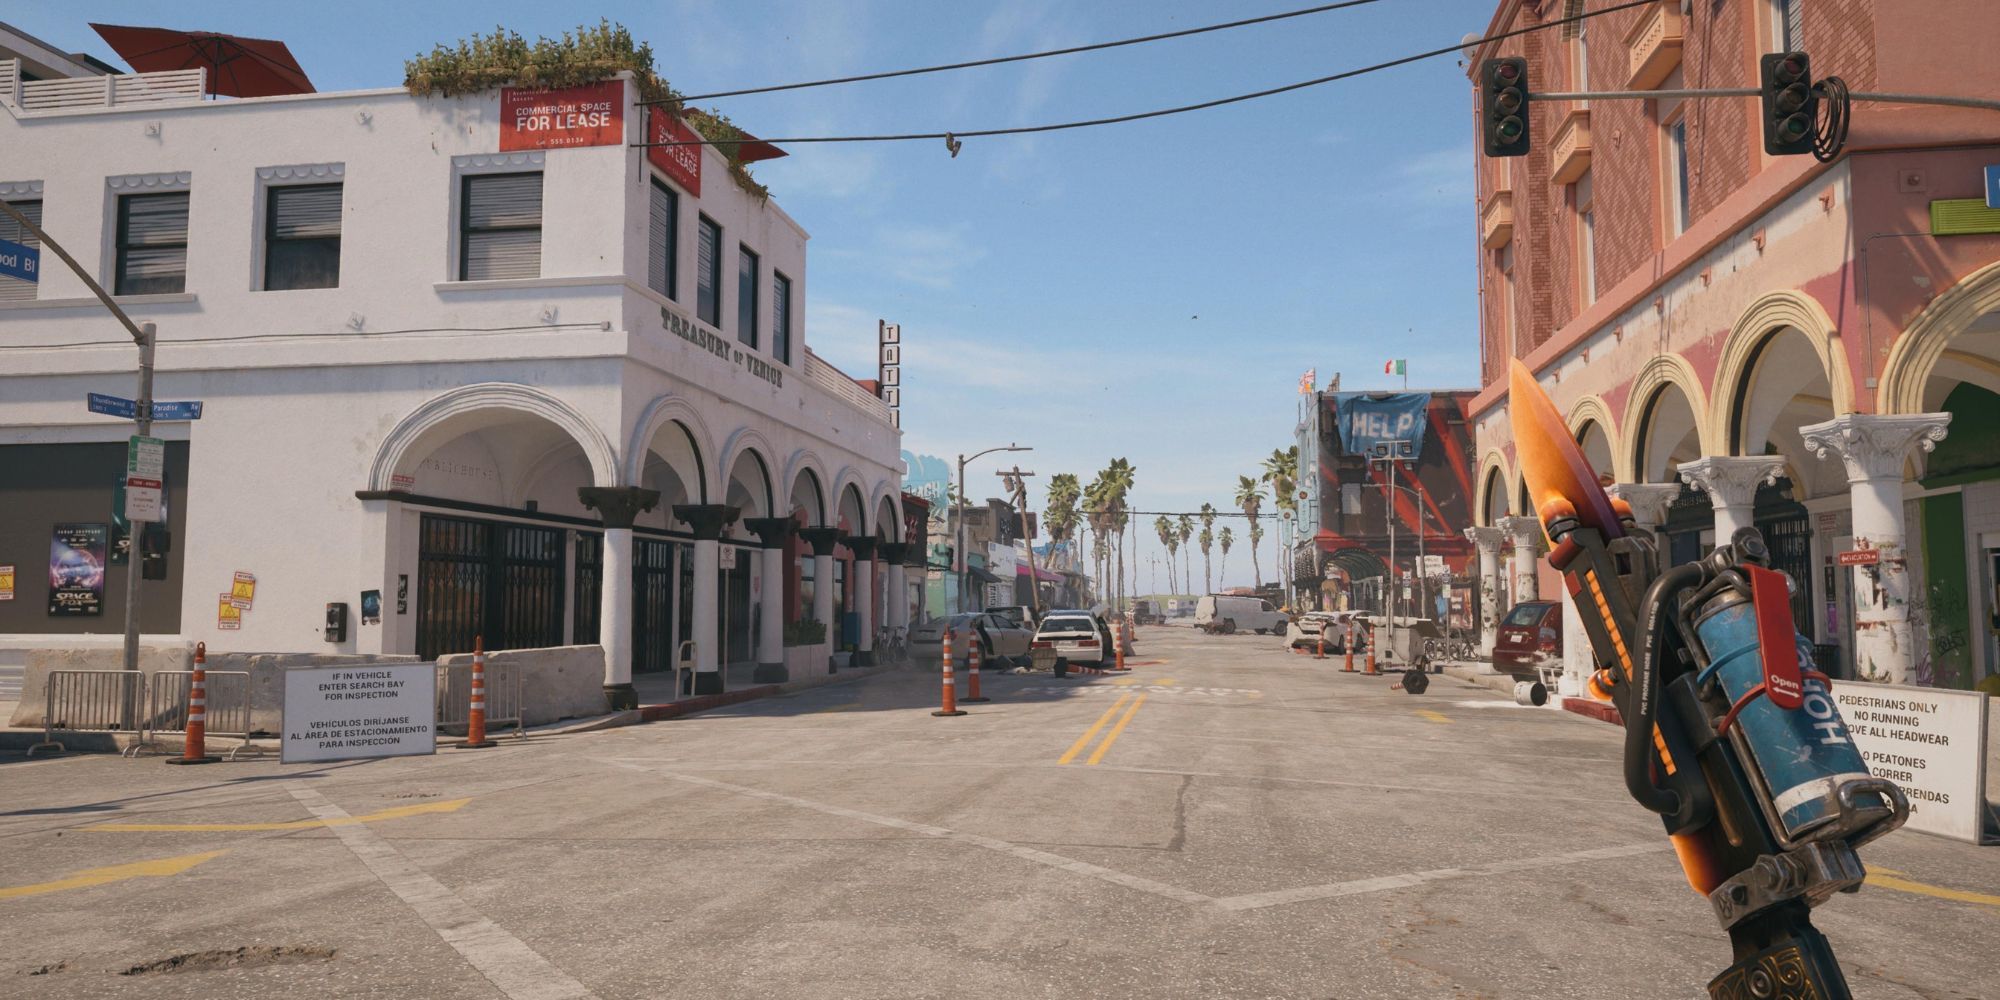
[{"xmin": 1465, "ymin": 0, "xmax": 2000, "ymax": 691}]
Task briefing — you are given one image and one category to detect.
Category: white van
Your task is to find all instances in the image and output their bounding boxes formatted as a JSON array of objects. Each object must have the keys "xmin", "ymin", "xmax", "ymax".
[{"xmin": 1194, "ymin": 595, "xmax": 1289, "ymax": 635}]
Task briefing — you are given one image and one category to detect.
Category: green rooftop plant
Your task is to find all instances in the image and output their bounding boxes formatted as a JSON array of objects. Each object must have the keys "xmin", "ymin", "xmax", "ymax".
[{"xmin": 403, "ymin": 21, "xmax": 768, "ymax": 199}]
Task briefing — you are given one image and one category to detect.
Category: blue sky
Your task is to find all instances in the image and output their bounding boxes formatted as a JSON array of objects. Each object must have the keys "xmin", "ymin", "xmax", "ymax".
[{"xmin": 8, "ymin": 0, "xmax": 1495, "ymax": 589}]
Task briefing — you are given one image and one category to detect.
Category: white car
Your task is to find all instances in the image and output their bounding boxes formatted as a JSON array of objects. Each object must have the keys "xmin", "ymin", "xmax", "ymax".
[
  {"xmin": 1194, "ymin": 594, "xmax": 1289, "ymax": 635},
  {"xmin": 1288, "ymin": 611, "xmax": 1359, "ymax": 650},
  {"xmin": 908, "ymin": 612, "xmax": 1034, "ymax": 668},
  {"xmin": 1032, "ymin": 610, "xmax": 1111, "ymax": 674}
]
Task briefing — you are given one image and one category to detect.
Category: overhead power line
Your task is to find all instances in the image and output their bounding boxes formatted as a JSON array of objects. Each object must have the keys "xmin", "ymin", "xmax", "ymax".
[
  {"xmin": 660, "ymin": 0, "xmax": 1392, "ymax": 103},
  {"xmin": 633, "ymin": 0, "xmax": 1656, "ymax": 150}
]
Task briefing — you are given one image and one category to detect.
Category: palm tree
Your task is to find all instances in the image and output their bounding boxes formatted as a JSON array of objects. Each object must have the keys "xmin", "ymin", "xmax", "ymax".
[
  {"xmin": 1262, "ymin": 446, "xmax": 1300, "ymax": 518},
  {"xmin": 1176, "ymin": 514, "xmax": 1195, "ymax": 595},
  {"xmin": 1235, "ymin": 475, "xmax": 1266, "ymax": 588},
  {"xmin": 1044, "ymin": 473, "xmax": 1081, "ymax": 546},
  {"xmin": 1084, "ymin": 473, "xmax": 1112, "ymax": 606},
  {"xmin": 1198, "ymin": 503, "xmax": 1217, "ymax": 594},
  {"xmin": 1153, "ymin": 515, "xmax": 1174, "ymax": 596},
  {"xmin": 1102, "ymin": 458, "xmax": 1136, "ymax": 613},
  {"xmin": 1218, "ymin": 526, "xmax": 1234, "ymax": 583}
]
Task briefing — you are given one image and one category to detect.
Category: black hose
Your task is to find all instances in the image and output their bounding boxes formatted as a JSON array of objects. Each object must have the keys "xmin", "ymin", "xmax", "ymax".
[
  {"xmin": 1625, "ymin": 563, "xmax": 1704, "ymax": 816},
  {"xmin": 1813, "ymin": 76, "xmax": 1851, "ymax": 163}
]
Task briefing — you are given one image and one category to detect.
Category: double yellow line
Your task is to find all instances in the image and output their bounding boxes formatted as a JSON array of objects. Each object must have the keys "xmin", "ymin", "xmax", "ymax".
[{"xmin": 1058, "ymin": 692, "xmax": 1147, "ymax": 765}]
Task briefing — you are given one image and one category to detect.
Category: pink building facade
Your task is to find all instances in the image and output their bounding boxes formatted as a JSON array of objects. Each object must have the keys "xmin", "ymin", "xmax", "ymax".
[{"xmin": 1465, "ymin": 0, "xmax": 2000, "ymax": 691}]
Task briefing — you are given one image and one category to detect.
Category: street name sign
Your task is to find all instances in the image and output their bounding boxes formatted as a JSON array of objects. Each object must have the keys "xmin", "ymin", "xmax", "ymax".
[
  {"xmin": 282, "ymin": 664, "xmax": 437, "ymax": 764},
  {"xmin": 125, "ymin": 435, "xmax": 165, "ymax": 522},
  {"xmin": 1830, "ymin": 681, "xmax": 1991, "ymax": 843},
  {"xmin": 149, "ymin": 400, "xmax": 204, "ymax": 420},
  {"xmin": 0, "ymin": 237, "xmax": 37, "ymax": 282},
  {"xmin": 87, "ymin": 392, "xmax": 138, "ymax": 419},
  {"xmin": 1987, "ymin": 164, "xmax": 2000, "ymax": 209}
]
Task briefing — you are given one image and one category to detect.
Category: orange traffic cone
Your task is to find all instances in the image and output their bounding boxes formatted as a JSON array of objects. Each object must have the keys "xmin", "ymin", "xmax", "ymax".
[
  {"xmin": 1364, "ymin": 625, "xmax": 1379, "ymax": 675},
  {"xmin": 167, "ymin": 641, "xmax": 220, "ymax": 765},
  {"xmin": 1114, "ymin": 621, "xmax": 1129, "ymax": 671},
  {"xmin": 1343, "ymin": 621, "xmax": 1356, "ymax": 673},
  {"xmin": 933, "ymin": 627, "xmax": 966, "ymax": 716},
  {"xmin": 461, "ymin": 635, "xmax": 497, "ymax": 749},
  {"xmin": 964, "ymin": 634, "xmax": 991, "ymax": 703}
]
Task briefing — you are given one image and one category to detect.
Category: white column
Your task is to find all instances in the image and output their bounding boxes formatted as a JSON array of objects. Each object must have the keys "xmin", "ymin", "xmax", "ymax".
[
  {"xmin": 1463, "ymin": 526, "xmax": 1507, "ymax": 655},
  {"xmin": 812, "ymin": 552, "xmax": 835, "ymax": 648},
  {"xmin": 887, "ymin": 564, "xmax": 909, "ymax": 629},
  {"xmin": 691, "ymin": 538, "xmax": 721, "ymax": 693},
  {"xmin": 1801, "ymin": 413, "xmax": 1952, "ymax": 685},
  {"xmin": 601, "ymin": 527, "xmax": 634, "ymax": 702},
  {"xmin": 1499, "ymin": 515, "xmax": 1544, "ymax": 604},
  {"xmin": 1605, "ymin": 482, "xmax": 1681, "ymax": 535},
  {"xmin": 854, "ymin": 557, "xmax": 876, "ymax": 665},
  {"xmin": 756, "ymin": 545, "xmax": 786, "ymax": 680},
  {"xmin": 1677, "ymin": 455, "xmax": 1786, "ymax": 544}
]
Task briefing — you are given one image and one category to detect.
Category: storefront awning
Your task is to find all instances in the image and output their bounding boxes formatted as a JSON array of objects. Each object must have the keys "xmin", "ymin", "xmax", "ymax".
[
  {"xmin": 1017, "ymin": 565, "xmax": 1064, "ymax": 583},
  {"xmin": 966, "ymin": 566, "xmax": 1002, "ymax": 585}
]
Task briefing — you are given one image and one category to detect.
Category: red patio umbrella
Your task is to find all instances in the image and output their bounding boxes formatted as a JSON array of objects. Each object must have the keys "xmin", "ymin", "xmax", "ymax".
[{"xmin": 90, "ymin": 23, "xmax": 314, "ymax": 98}]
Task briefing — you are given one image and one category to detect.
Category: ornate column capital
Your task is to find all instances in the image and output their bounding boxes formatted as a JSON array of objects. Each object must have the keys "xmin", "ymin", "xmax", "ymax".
[
  {"xmin": 1799, "ymin": 412, "xmax": 1952, "ymax": 483},
  {"xmin": 672, "ymin": 503, "xmax": 741, "ymax": 541},
  {"xmin": 1676, "ymin": 456, "xmax": 1786, "ymax": 509},
  {"xmin": 845, "ymin": 536, "xmax": 879, "ymax": 560},
  {"xmin": 877, "ymin": 541, "xmax": 910, "ymax": 565},
  {"xmin": 797, "ymin": 526, "xmax": 844, "ymax": 557},
  {"xmin": 1462, "ymin": 525, "xmax": 1507, "ymax": 553},
  {"xmin": 742, "ymin": 516, "xmax": 797, "ymax": 549},
  {"xmin": 1498, "ymin": 515, "xmax": 1545, "ymax": 552},
  {"xmin": 1605, "ymin": 482, "xmax": 1682, "ymax": 529},
  {"xmin": 577, "ymin": 486, "xmax": 660, "ymax": 530}
]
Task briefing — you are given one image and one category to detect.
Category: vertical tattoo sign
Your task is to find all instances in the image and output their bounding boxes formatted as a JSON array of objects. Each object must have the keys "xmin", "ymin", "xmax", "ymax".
[{"xmin": 879, "ymin": 320, "xmax": 901, "ymax": 429}]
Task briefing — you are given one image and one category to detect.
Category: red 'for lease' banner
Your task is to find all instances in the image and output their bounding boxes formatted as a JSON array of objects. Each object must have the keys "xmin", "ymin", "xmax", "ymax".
[
  {"xmin": 500, "ymin": 81, "xmax": 624, "ymax": 151},
  {"xmin": 647, "ymin": 106, "xmax": 703, "ymax": 197}
]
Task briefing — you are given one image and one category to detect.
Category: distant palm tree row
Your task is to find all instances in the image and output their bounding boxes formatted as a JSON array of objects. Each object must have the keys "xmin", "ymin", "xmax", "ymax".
[{"xmin": 1038, "ymin": 445, "xmax": 1300, "ymax": 608}]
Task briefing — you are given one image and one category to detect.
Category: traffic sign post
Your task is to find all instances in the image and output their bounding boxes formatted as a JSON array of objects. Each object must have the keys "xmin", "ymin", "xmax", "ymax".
[{"xmin": 126, "ymin": 435, "xmax": 165, "ymax": 522}]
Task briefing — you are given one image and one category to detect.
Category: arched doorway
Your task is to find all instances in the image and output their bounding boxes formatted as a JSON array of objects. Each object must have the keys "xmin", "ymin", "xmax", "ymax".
[{"xmin": 1634, "ymin": 380, "xmax": 1711, "ymax": 567}]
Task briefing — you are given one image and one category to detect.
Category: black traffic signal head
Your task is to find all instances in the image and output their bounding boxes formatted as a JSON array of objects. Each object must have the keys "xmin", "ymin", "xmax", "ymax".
[
  {"xmin": 1482, "ymin": 57, "xmax": 1531, "ymax": 158},
  {"xmin": 1760, "ymin": 52, "xmax": 1817, "ymax": 155}
]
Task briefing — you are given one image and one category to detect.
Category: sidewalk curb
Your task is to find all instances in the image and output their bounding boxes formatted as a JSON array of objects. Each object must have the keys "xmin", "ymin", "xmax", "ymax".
[
  {"xmin": 1561, "ymin": 696, "xmax": 1624, "ymax": 726},
  {"xmin": 636, "ymin": 662, "xmax": 904, "ymax": 723},
  {"xmin": 1440, "ymin": 662, "xmax": 1521, "ymax": 698}
]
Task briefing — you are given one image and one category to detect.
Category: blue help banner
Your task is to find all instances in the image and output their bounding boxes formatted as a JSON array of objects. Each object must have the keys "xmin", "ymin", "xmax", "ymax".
[{"xmin": 1333, "ymin": 393, "xmax": 1430, "ymax": 459}]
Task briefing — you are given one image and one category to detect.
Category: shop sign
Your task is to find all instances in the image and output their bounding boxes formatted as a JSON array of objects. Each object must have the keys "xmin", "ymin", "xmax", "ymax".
[
  {"xmin": 0, "ymin": 564, "xmax": 14, "ymax": 600},
  {"xmin": 48, "ymin": 523, "xmax": 107, "ymax": 616},
  {"xmin": 282, "ymin": 664, "xmax": 437, "ymax": 764},
  {"xmin": 1830, "ymin": 681, "xmax": 1992, "ymax": 843},
  {"xmin": 500, "ymin": 81, "xmax": 623, "ymax": 152},
  {"xmin": 658, "ymin": 306, "xmax": 783, "ymax": 388},
  {"xmin": 1836, "ymin": 549, "xmax": 1881, "ymax": 567},
  {"xmin": 646, "ymin": 107, "xmax": 702, "ymax": 197}
]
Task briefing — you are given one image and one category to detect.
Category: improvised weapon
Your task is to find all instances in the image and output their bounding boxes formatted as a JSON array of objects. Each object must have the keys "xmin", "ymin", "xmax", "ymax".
[{"xmin": 1508, "ymin": 361, "xmax": 1906, "ymax": 1000}]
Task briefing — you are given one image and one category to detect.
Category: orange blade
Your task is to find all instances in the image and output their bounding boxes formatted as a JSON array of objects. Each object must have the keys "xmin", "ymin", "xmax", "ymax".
[{"xmin": 1508, "ymin": 360, "xmax": 1622, "ymax": 540}]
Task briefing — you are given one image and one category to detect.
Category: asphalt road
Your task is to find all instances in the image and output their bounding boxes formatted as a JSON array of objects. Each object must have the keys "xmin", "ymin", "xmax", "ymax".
[{"xmin": 3, "ymin": 625, "xmax": 1996, "ymax": 999}]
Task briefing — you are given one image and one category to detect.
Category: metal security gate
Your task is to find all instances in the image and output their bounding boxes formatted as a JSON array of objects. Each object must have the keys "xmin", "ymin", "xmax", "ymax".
[
  {"xmin": 574, "ymin": 532, "xmax": 602, "ymax": 645},
  {"xmin": 1759, "ymin": 511, "xmax": 1814, "ymax": 637},
  {"xmin": 417, "ymin": 514, "xmax": 566, "ymax": 660},
  {"xmin": 633, "ymin": 538, "xmax": 683, "ymax": 674}
]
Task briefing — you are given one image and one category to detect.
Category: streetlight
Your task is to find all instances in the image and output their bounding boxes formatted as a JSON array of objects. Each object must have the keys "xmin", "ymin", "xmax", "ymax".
[
  {"xmin": 958, "ymin": 443, "xmax": 1031, "ymax": 613},
  {"xmin": 1366, "ymin": 441, "xmax": 1431, "ymax": 661}
]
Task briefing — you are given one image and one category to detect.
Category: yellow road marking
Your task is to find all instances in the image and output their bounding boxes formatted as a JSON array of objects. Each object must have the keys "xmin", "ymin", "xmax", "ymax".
[
  {"xmin": 0, "ymin": 850, "xmax": 225, "ymax": 900},
  {"xmin": 808, "ymin": 703, "xmax": 858, "ymax": 714},
  {"xmin": 1152, "ymin": 677, "xmax": 1175, "ymax": 686},
  {"xmin": 83, "ymin": 797, "xmax": 470, "ymax": 833},
  {"xmin": 1867, "ymin": 868, "xmax": 2000, "ymax": 907},
  {"xmin": 1058, "ymin": 694, "xmax": 1132, "ymax": 765},
  {"xmin": 1417, "ymin": 710, "xmax": 1452, "ymax": 724},
  {"xmin": 1086, "ymin": 694, "xmax": 1148, "ymax": 766},
  {"xmin": 1112, "ymin": 675, "xmax": 1140, "ymax": 687}
]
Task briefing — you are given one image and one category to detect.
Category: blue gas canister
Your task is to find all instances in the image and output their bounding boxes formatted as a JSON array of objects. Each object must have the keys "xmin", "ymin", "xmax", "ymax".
[{"xmin": 1694, "ymin": 597, "xmax": 1890, "ymax": 843}]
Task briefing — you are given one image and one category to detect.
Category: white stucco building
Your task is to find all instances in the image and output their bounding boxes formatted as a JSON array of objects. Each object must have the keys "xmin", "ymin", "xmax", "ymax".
[{"xmin": 0, "ymin": 36, "xmax": 909, "ymax": 706}]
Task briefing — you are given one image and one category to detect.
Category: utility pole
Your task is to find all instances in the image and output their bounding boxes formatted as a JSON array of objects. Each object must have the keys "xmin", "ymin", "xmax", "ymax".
[
  {"xmin": 997, "ymin": 467, "xmax": 1040, "ymax": 617},
  {"xmin": 957, "ymin": 444, "xmax": 1029, "ymax": 614},
  {"xmin": 1, "ymin": 197, "xmax": 157, "ymax": 728}
]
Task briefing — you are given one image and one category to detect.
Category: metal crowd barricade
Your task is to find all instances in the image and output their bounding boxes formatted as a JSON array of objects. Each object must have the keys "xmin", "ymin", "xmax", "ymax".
[
  {"xmin": 27, "ymin": 669, "xmax": 144, "ymax": 757},
  {"xmin": 436, "ymin": 661, "xmax": 524, "ymax": 738},
  {"xmin": 128, "ymin": 669, "xmax": 263, "ymax": 760}
]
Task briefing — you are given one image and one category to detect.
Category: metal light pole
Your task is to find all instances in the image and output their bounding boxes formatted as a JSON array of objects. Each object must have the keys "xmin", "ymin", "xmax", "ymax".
[
  {"xmin": 999, "ymin": 467, "xmax": 1040, "ymax": 617},
  {"xmin": 957, "ymin": 443, "xmax": 1029, "ymax": 613},
  {"xmin": 1369, "ymin": 442, "xmax": 1419, "ymax": 659}
]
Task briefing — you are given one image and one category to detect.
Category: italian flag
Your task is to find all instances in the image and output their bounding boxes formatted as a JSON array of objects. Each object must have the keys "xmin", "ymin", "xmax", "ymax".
[{"xmin": 1384, "ymin": 359, "xmax": 1406, "ymax": 375}]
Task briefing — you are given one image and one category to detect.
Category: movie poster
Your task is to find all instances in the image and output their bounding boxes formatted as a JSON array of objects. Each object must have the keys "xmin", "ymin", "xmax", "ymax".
[{"xmin": 49, "ymin": 523, "xmax": 108, "ymax": 616}]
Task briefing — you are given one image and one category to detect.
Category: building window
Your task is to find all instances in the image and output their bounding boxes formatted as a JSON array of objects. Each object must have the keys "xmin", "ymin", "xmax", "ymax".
[
  {"xmin": 1668, "ymin": 117, "xmax": 1691, "ymax": 237},
  {"xmin": 1573, "ymin": 23, "xmax": 1590, "ymax": 103},
  {"xmin": 1497, "ymin": 242, "xmax": 1516, "ymax": 358},
  {"xmin": 772, "ymin": 271, "xmax": 793, "ymax": 365},
  {"xmin": 1771, "ymin": 0, "xmax": 1803, "ymax": 51},
  {"xmin": 0, "ymin": 197, "xmax": 40, "ymax": 302},
  {"xmin": 263, "ymin": 183, "xmax": 342, "ymax": 290},
  {"xmin": 648, "ymin": 179, "xmax": 677, "ymax": 299},
  {"xmin": 1575, "ymin": 172, "xmax": 1596, "ymax": 308},
  {"xmin": 459, "ymin": 173, "xmax": 542, "ymax": 281},
  {"xmin": 736, "ymin": 244, "xmax": 759, "ymax": 348},
  {"xmin": 696, "ymin": 215, "xmax": 721, "ymax": 327},
  {"xmin": 115, "ymin": 191, "xmax": 190, "ymax": 295}
]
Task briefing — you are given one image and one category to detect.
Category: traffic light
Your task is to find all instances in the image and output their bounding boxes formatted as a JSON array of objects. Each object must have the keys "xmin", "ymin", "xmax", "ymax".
[
  {"xmin": 1760, "ymin": 52, "xmax": 1817, "ymax": 155},
  {"xmin": 1481, "ymin": 57, "xmax": 1531, "ymax": 158}
]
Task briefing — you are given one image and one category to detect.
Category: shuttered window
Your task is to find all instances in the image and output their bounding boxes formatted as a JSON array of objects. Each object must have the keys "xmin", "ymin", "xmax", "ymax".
[
  {"xmin": 459, "ymin": 173, "xmax": 542, "ymax": 281},
  {"xmin": 696, "ymin": 215, "xmax": 721, "ymax": 326},
  {"xmin": 0, "ymin": 198, "xmax": 40, "ymax": 302},
  {"xmin": 648, "ymin": 179, "xmax": 677, "ymax": 299},
  {"xmin": 264, "ymin": 183, "xmax": 342, "ymax": 290},
  {"xmin": 772, "ymin": 271, "xmax": 792, "ymax": 365},
  {"xmin": 115, "ymin": 192, "xmax": 190, "ymax": 296},
  {"xmin": 1775, "ymin": 0, "xmax": 1803, "ymax": 51},
  {"xmin": 737, "ymin": 244, "xmax": 759, "ymax": 348}
]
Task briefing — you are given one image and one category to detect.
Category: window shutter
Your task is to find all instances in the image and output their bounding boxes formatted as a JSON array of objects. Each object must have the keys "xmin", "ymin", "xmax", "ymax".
[
  {"xmin": 772, "ymin": 273, "xmax": 792, "ymax": 365},
  {"xmin": 696, "ymin": 216, "xmax": 721, "ymax": 326},
  {"xmin": 1784, "ymin": 0, "xmax": 1803, "ymax": 50},
  {"xmin": 462, "ymin": 173, "xmax": 542, "ymax": 281},
  {"xmin": 737, "ymin": 246, "xmax": 758, "ymax": 348},
  {"xmin": 0, "ymin": 198, "xmax": 40, "ymax": 302},
  {"xmin": 117, "ymin": 192, "xmax": 190, "ymax": 295},
  {"xmin": 648, "ymin": 181, "xmax": 676, "ymax": 298},
  {"xmin": 270, "ymin": 185, "xmax": 342, "ymax": 240}
]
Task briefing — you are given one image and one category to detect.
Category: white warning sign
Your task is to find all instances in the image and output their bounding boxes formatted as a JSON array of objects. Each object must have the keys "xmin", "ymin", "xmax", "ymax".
[{"xmin": 282, "ymin": 664, "xmax": 436, "ymax": 764}]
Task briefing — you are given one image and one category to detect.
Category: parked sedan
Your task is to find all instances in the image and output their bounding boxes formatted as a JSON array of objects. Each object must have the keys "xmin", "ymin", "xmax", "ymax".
[
  {"xmin": 908, "ymin": 612, "xmax": 1035, "ymax": 668},
  {"xmin": 1032, "ymin": 611, "xmax": 1110, "ymax": 673},
  {"xmin": 1287, "ymin": 611, "xmax": 1354, "ymax": 650},
  {"xmin": 1491, "ymin": 601, "xmax": 1561, "ymax": 680}
]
